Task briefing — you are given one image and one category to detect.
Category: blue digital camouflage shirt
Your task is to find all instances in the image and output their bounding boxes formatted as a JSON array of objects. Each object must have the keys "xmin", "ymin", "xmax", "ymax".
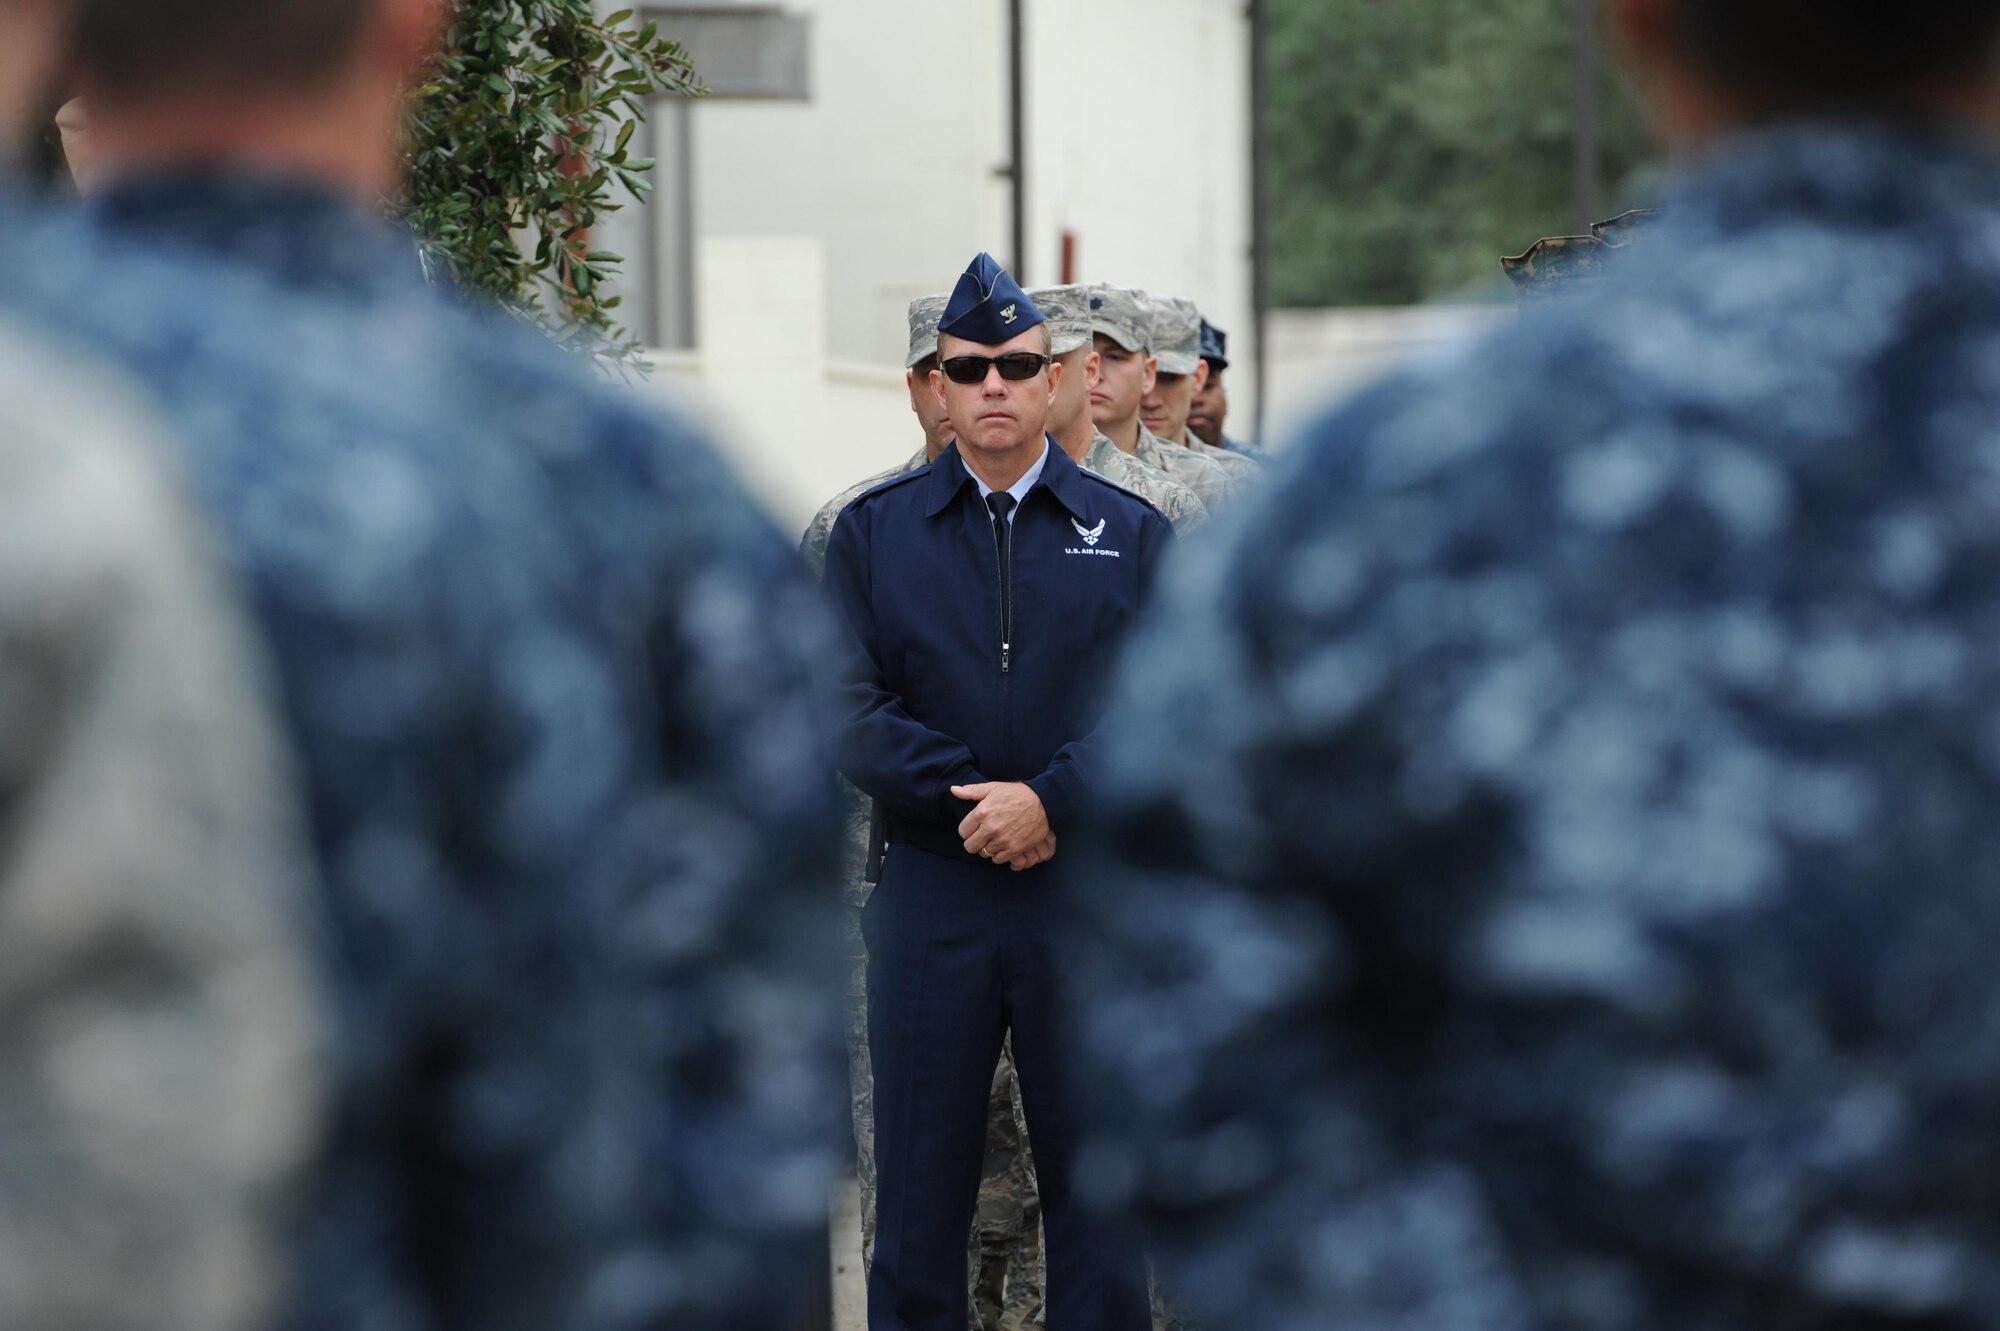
[
  {"xmin": 1222, "ymin": 436, "xmax": 1273, "ymax": 464},
  {"xmin": 1071, "ymin": 124, "xmax": 2000, "ymax": 1331},
  {"xmin": 0, "ymin": 175, "xmax": 844, "ymax": 1331}
]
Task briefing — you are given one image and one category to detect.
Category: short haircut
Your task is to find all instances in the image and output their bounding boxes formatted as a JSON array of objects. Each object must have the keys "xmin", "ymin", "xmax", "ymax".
[
  {"xmin": 909, "ymin": 354, "xmax": 940, "ymax": 377},
  {"xmin": 1674, "ymin": 0, "xmax": 2000, "ymax": 100},
  {"xmin": 71, "ymin": 0, "xmax": 377, "ymax": 99}
]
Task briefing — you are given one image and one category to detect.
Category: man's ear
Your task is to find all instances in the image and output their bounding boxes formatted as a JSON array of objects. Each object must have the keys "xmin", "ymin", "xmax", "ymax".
[
  {"xmin": 1087, "ymin": 351, "xmax": 1102, "ymax": 387},
  {"xmin": 930, "ymin": 368, "xmax": 949, "ymax": 413},
  {"xmin": 1045, "ymin": 357, "xmax": 1063, "ymax": 407},
  {"xmin": 1142, "ymin": 356, "xmax": 1159, "ymax": 395},
  {"xmin": 1192, "ymin": 360, "xmax": 1211, "ymax": 392}
]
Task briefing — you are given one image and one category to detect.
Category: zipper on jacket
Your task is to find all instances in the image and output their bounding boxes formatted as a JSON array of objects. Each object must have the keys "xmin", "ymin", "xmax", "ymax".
[{"xmin": 990, "ymin": 502, "xmax": 1014, "ymax": 674}]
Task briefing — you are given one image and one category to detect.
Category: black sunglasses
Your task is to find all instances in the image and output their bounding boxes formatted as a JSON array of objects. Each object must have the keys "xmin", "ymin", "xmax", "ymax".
[{"xmin": 940, "ymin": 353, "xmax": 1051, "ymax": 385}]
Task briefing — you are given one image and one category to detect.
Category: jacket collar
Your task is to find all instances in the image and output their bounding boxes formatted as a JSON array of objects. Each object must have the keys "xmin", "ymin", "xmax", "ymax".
[
  {"xmin": 1662, "ymin": 119, "xmax": 2000, "ymax": 233},
  {"xmin": 86, "ymin": 168, "xmax": 425, "ymax": 297},
  {"xmin": 924, "ymin": 436, "xmax": 1091, "ymax": 521}
]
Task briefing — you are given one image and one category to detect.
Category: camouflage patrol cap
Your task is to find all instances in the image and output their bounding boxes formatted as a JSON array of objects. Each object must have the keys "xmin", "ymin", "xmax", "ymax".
[
  {"xmin": 1087, "ymin": 284, "xmax": 1152, "ymax": 354},
  {"xmin": 1148, "ymin": 294, "xmax": 1203, "ymax": 375},
  {"xmin": 1027, "ymin": 285, "xmax": 1093, "ymax": 356},
  {"xmin": 1502, "ymin": 210, "xmax": 1661, "ymax": 305},
  {"xmin": 1501, "ymin": 234, "xmax": 1609, "ymax": 303},
  {"xmin": 905, "ymin": 292, "xmax": 950, "ymax": 368},
  {"xmin": 1592, "ymin": 208, "xmax": 1662, "ymax": 248}
]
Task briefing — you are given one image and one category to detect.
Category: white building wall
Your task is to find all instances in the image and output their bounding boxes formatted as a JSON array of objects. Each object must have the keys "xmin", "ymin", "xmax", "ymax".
[
  {"xmin": 1026, "ymin": 0, "xmax": 1252, "ymax": 386},
  {"xmin": 690, "ymin": 0, "xmax": 1013, "ymax": 370},
  {"xmin": 615, "ymin": 1, "xmax": 1256, "ymax": 533},
  {"xmin": 1264, "ymin": 306, "xmax": 1517, "ymax": 446}
]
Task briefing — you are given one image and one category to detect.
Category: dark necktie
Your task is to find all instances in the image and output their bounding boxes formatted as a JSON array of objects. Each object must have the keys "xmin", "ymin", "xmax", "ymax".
[{"xmin": 987, "ymin": 492, "xmax": 1016, "ymax": 673}]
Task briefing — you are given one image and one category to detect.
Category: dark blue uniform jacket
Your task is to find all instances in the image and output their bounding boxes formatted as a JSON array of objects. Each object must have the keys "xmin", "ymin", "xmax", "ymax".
[{"xmin": 825, "ymin": 439, "xmax": 1173, "ymax": 863}]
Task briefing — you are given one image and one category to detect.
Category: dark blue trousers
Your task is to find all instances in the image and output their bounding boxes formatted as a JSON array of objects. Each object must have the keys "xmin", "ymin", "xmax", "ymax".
[{"xmin": 862, "ymin": 844, "xmax": 1150, "ymax": 1331}]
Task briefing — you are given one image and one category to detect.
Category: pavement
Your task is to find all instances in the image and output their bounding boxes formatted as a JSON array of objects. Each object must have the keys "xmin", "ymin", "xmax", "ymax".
[{"xmin": 832, "ymin": 1178, "xmax": 867, "ymax": 1331}]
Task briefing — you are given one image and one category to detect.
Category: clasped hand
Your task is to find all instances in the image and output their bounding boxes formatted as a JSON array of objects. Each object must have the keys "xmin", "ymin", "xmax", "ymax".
[{"xmin": 951, "ymin": 782, "xmax": 1055, "ymax": 871}]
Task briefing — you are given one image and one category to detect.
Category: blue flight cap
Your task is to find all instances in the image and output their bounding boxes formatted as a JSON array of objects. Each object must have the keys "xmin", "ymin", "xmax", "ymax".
[
  {"xmin": 1200, "ymin": 318, "xmax": 1230, "ymax": 369},
  {"xmin": 938, "ymin": 252, "xmax": 1046, "ymax": 347}
]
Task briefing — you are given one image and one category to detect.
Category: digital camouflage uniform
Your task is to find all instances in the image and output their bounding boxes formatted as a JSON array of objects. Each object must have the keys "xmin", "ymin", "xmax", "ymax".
[
  {"xmin": 1187, "ymin": 435, "xmax": 1261, "ymax": 485},
  {"xmin": 1088, "ymin": 284, "xmax": 1241, "ymax": 514},
  {"xmin": 801, "ymin": 442, "xmax": 929, "ymax": 1275},
  {"xmin": 1036, "ymin": 283, "xmax": 1211, "ymax": 539},
  {"xmin": 1135, "ymin": 423, "xmax": 1238, "ymax": 511},
  {"xmin": 1071, "ymin": 124, "xmax": 2000, "ymax": 1331},
  {"xmin": 1083, "ymin": 430, "xmax": 1209, "ymax": 537},
  {"xmin": 0, "ymin": 178, "xmax": 846, "ymax": 1331},
  {"xmin": 802, "ymin": 448, "xmax": 932, "ymax": 579},
  {"xmin": 0, "ymin": 319, "xmax": 322, "ymax": 1331},
  {"xmin": 806, "ymin": 291, "xmax": 958, "ymax": 1280},
  {"xmin": 1501, "ymin": 208, "xmax": 1661, "ymax": 304}
]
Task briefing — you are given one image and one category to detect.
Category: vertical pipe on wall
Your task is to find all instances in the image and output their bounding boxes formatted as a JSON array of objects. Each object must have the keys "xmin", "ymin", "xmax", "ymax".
[
  {"xmin": 1249, "ymin": 0, "xmax": 1271, "ymax": 444},
  {"xmin": 1574, "ymin": 0, "xmax": 1602, "ymax": 229},
  {"xmin": 1008, "ymin": 0, "xmax": 1028, "ymax": 279}
]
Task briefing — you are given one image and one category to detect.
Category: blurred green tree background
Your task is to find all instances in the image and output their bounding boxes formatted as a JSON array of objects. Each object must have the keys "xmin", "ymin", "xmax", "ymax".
[{"xmin": 1270, "ymin": 0, "xmax": 1661, "ymax": 306}]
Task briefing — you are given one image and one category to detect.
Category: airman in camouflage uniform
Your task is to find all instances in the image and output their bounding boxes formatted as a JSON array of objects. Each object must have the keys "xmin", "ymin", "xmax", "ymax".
[
  {"xmin": 802, "ymin": 446, "xmax": 931, "ymax": 580},
  {"xmin": 802, "ymin": 292, "xmax": 952, "ymax": 1275},
  {"xmin": 1083, "ymin": 428, "xmax": 1208, "ymax": 533},
  {"xmin": 1087, "ymin": 284, "xmax": 1240, "ymax": 512},
  {"xmin": 1032, "ymin": 283, "xmax": 1210, "ymax": 537},
  {"xmin": 801, "ymin": 293, "xmax": 954, "ymax": 577},
  {"xmin": 1142, "ymin": 293, "xmax": 1262, "ymax": 488},
  {"xmin": 1136, "ymin": 419, "xmax": 1235, "ymax": 511},
  {"xmin": 0, "ymin": 317, "xmax": 323, "ymax": 1331},
  {"xmin": 3, "ymin": 44, "xmax": 849, "ymax": 1325}
]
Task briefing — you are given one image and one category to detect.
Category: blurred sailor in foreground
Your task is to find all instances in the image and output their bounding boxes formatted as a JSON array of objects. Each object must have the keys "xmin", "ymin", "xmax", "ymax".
[
  {"xmin": 825, "ymin": 253, "xmax": 1167, "ymax": 1331},
  {"xmin": 1070, "ymin": 0, "xmax": 2000, "ymax": 1327},
  {"xmin": 1, "ymin": 0, "xmax": 846, "ymax": 1326},
  {"xmin": 0, "ymin": 305, "xmax": 325, "ymax": 1331}
]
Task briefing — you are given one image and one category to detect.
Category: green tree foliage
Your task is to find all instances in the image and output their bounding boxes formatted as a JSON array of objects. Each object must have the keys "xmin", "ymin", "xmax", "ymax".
[
  {"xmin": 405, "ymin": 2, "xmax": 702, "ymax": 356},
  {"xmin": 1270, "ymin": 0, "xmax": 1659, "ymax": 307}
]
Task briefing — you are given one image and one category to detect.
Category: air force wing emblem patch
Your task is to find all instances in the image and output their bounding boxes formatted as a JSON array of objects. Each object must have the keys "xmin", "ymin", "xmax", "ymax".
[{"xmin": 1072, "ymin": 517, "xmax": 1107, "ymax": 548}]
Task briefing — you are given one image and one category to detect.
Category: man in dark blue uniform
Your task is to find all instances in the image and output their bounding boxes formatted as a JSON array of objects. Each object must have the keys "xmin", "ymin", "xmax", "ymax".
[
  {"xmin": 1188, "ymin": 318, "xmax": 1272, "ymax": 462},
  {"xmin": 824, "ymin": 254, "xmax": 1168, "ymax": 1331}
]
